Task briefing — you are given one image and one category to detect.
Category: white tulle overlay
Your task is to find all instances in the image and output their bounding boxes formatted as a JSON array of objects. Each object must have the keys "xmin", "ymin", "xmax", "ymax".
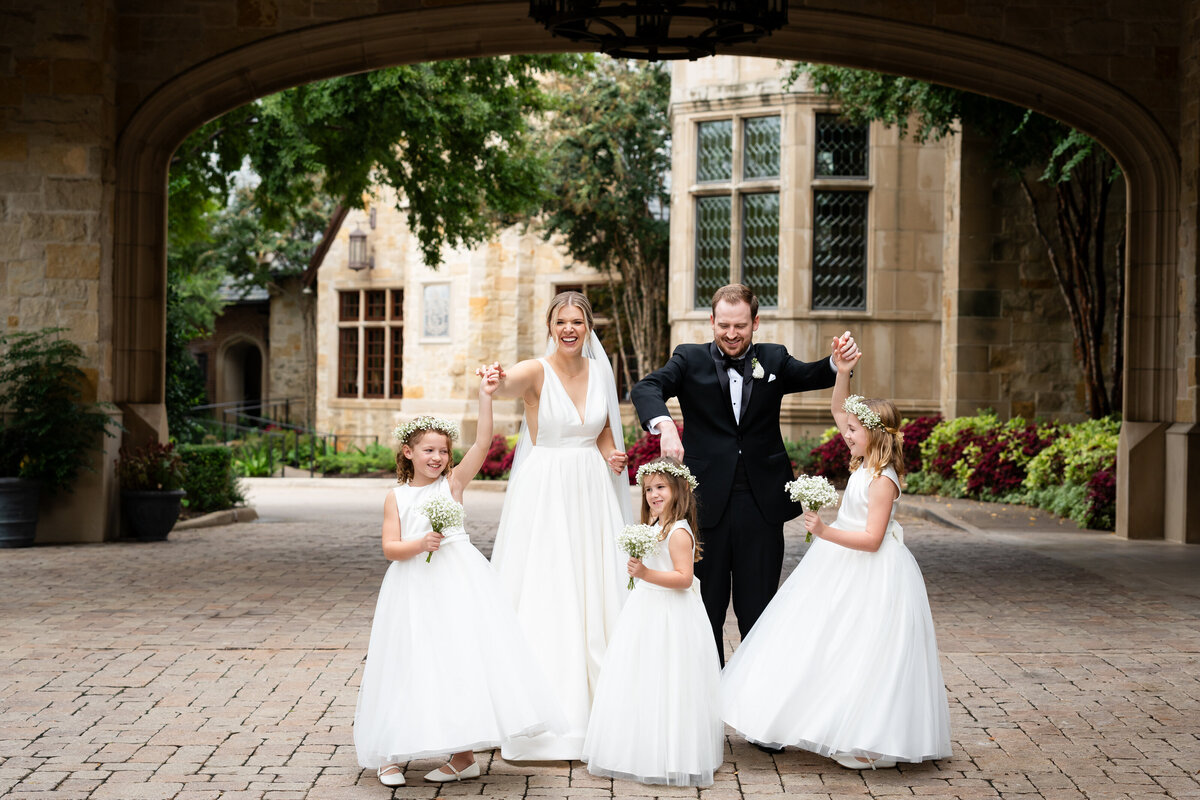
[
  {"xmin": 354, "ymin": 477, "xmax": 565, "ymax": 768},
  {"xmin": 583, "ymin": 522, "xmax": 725, "ymax": 786},
  {"xmin": 720, "ymin": 466, "xmax": 952, "ymax": 763},
  {"xmin": 493, "ymin": 356, "xmax": 633, "ymax": 761}
]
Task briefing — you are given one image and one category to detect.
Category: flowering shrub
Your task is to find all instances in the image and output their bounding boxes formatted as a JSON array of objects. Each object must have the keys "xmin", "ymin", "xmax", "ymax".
[
  {"xmin": 900, "ymin": 415, "xmax": 942, "ymax": 473},
  {"xmin": 807, "ymin": 433, "xmax": 851, "ymax": 486},
  {"xmin": 907, "ymin": 412, "xmax": 1120, "ymax": 530},
  {"xmin": 478, "ymin": 435, "xmax": 515, "ymax": 479}
]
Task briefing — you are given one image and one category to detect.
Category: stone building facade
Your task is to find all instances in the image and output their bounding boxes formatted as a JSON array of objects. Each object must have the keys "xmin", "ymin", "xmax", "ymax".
[{"xmin": 312, "ymin": 188, "xmax": 603, "ymax": 443}]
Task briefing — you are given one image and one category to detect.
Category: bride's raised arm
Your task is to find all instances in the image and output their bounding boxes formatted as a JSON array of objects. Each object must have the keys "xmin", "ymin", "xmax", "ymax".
[{"xmin": 486, "ymin": 359, "xmax": 543, "ymax": 405}]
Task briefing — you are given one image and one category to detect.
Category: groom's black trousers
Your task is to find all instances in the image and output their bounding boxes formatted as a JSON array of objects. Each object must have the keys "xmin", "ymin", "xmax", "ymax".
[{"xmin": 694, "ymin": 460, "xmax": 785, "ymax": 666}]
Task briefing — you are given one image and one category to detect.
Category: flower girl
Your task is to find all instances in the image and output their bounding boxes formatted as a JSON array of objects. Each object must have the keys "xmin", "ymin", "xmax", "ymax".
[
  {"xmin": 354, "ymin": 368, "xmax": 562, "ymax": 787},
  {"xmin": 582, "ymin": 457, "xmax": 724, "ymax": 786},
  {"xmin": 720, "ymin": 345, "xmax": 951, "ymax": 769}
]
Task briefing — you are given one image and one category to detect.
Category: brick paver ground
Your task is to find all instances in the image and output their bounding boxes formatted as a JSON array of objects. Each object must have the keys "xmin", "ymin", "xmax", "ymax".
[{"xmin": 0, "ymin": 478, "xmax": 1197, "ymax": 800}]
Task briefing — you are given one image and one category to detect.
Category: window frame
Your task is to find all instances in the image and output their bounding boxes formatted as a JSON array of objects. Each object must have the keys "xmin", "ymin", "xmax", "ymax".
[
  {"xmin": 336, "ymin": 287, "xmax": 405, "ymax": 400},
  {"xmin": 690, "ymin": 111, "xmax": 783, "ymax": 309},
  {"xmin": 809, "ymin": 113, "xmax": 872, "ymax": 312}
]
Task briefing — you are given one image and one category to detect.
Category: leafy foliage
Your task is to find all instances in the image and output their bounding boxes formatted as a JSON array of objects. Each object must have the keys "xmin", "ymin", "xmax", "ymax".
[
  {"xmin": 792, "ymin": 63, "xmax": 1125, "ymax": 418},
  {"xmin": 177, "ymin": 444, "xmax": 245, "ymax": 512},
  {"xmin": 906, "ymin": 412, "xmax": 1119, "ymax": 529},
  {"xmin": 170, "ymin": 56, "xmax": 586, "ymax": 270},
  {"xmin": 0, "ymin": 329, "xmax": 120, "ymax": 495},
  {"xmin": 116, "ymin": 442, "xmax": 188, "ymax": 492},
  {"xmin": 539, "ymin": 60, "xmax": 672, "ymax": 386}
]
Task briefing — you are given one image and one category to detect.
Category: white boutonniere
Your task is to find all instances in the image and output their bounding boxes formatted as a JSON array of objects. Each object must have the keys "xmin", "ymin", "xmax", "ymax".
[{"xmin": 751, "ymin": 357, "xmax": 765, "ymax": 379}]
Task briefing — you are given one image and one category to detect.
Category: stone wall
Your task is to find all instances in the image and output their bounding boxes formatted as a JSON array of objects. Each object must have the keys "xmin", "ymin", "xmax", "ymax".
[{"xmin": 314, "ymin": 187, "xmax": 591, "ymax": 448}]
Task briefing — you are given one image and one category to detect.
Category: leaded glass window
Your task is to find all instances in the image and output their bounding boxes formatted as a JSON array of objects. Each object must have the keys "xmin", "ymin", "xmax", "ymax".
[
  {"xmin": 812, "ymin": 191, "xmax": 868, "ymax": 310},
  {"xmin": 695, "ymin": 196, "xmax": 732, "ymax": 302},
  {"xmin": 815, "ymin": 114, "xmax": 868, "ymax": 178},
  {"xmin": 697, "ymin": 120, "xmax": 732, "ymax": 183},
  {"xmin": 742, "ymin": 193, "xmax": 779, "ymax": 306},
  {"xmin": 743, "ymin": 116, "xmax": 781, "ymax": 180},
  {"xmin": 692, "ymin": 114, "xmax": 781, "ymax": 308},
  {"xmin": 337, "ymin": 328, "xmax": 358, "ymax": 398}
]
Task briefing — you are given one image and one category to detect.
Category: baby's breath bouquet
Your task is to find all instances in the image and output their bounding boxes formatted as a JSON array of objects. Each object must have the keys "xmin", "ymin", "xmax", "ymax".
[
  {"xmin": 784, "ymin": 474, "xmax": 839, "ymax": 543},
  {"xmin": 617, "ymin": 523, "xmax": 660, "ymax": 589},
  {"xmin": 419, "ymin": 494, "xmax": 464, "ymax": 562}
]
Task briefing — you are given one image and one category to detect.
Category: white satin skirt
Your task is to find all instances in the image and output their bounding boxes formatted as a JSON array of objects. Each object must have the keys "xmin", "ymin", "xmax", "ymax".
[{"xmin": 720, "ymin": 535, "xmax": 951, "ymax": 763}]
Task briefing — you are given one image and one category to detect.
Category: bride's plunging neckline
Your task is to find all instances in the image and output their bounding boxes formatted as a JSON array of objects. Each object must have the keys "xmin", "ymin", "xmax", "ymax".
[{"xmin": 543, "ymin": 357, "xmax": 591, "ymax": 426}]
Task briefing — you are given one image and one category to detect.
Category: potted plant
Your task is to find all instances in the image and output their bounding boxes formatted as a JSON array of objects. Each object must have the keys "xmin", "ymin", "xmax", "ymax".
[
  {"xmin": 0, "ymin": 328, "xmax": 120, "ymax": 547},
  {"xmin": 116, "ymin": 442, "xmax": 188, "ymax": 541}
]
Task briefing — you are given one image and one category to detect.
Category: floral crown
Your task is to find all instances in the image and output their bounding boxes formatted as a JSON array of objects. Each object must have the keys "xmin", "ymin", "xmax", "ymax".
[
  {"xmin": 392, "ymin": 416, "xmax": 460, "ymax": 445},
  {"xmin": 636, "ymin": 460, "xmax": 699, "ymax": 490},
  {"xmin": 842, "ymin": 395, "xmax": 883, "ymax": 430}
]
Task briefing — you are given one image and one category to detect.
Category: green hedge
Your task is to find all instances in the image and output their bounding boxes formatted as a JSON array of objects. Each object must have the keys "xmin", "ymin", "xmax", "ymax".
[{"xmin": 177, "ymin": 444, "xmax": 245, "ymax": 513}]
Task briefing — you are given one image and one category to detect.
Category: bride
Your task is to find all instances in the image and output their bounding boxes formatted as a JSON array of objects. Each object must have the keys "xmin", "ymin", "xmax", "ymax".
[{"xmin": 489, "ymin": 290, "xmax": 634, "ymax": 761}]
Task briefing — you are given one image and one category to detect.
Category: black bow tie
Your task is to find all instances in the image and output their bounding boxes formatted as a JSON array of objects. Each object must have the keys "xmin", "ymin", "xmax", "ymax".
[{"xmin": 722, "ymin": 355, "xmax": 746, "ymax": 372}]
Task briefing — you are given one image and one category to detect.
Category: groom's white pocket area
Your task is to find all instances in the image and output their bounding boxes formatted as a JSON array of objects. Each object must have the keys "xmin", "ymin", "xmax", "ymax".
[{"xmin": 768, "ymin": 374, "xmax": 777, "ymax": 382}]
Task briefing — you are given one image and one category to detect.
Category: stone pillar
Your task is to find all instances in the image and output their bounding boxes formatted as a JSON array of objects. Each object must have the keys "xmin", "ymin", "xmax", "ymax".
[
  {"xmin": 2, "ymin": 1, "xmax": 122, "ymax": 542},
  {"xmin": 941, "ymin": 126, "xmax": 1010, "ymax": 419},
  {"xmin": 1161, "ymin": 0, "xmax": 1200, "ymax": 544}
]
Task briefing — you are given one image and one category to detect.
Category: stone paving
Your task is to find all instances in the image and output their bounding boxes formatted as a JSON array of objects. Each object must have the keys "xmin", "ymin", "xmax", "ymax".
[{"xmin": 0, "ymin": 478, "xmax": 1197, "ymax": 800}]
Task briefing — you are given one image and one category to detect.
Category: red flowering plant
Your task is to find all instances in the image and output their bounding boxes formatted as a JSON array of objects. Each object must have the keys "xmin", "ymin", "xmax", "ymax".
[
  {"xmin": 807, "ymin": 428, "xmax": 851, "ymax": 487},
  {"xmin": 478, "ymin": 435, "xmax": 515, "ymax": 479}
]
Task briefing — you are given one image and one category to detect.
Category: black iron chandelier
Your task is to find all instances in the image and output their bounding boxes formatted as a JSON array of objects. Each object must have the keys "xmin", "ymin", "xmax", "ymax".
[{"xmin": 528, "ymin": 0, "xmax": 788, "ymax": 61}]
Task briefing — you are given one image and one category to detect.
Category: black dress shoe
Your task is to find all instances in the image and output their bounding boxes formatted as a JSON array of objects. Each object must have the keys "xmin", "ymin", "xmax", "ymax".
[{"xmin": 753, "ymin": 743, "xmax": 784, "ymax": 754}]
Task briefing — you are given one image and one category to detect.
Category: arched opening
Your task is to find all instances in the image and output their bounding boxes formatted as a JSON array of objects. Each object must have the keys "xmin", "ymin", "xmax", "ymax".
[
  {"xmin": 218, "ymin": 338, "xmax": 265, "ymax": 424},
  {"xmin": 111, "ymin": 3, "xmax": 1183, "ymax": 540}
]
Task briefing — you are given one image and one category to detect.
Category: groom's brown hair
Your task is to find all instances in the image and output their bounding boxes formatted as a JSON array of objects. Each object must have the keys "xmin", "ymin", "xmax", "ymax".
[{"xmin": 711, "ymin": 283, "xmax": 758, "ymax": 318}]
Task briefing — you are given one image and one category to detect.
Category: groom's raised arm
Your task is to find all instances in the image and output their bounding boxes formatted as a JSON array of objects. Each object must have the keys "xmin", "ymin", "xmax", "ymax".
[
  {"xmin": 631, "ymin": 346, "xmax": 689, "ymax": 431},
  {"xmin": 777, "ymin": 348, "xmax": 839, "ymax": 394}
]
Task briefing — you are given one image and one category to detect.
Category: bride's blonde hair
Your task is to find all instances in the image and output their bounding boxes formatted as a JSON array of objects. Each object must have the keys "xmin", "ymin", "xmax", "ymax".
[{"xmin": 545, "ymin": 290, "xmax": 595, "ymax": 335}]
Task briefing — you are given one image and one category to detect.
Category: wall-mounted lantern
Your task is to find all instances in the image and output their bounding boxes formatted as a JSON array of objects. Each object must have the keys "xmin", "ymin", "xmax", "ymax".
[{"xmin": 348, "ymin": 224, "xmax": 372, "ymax": 271}]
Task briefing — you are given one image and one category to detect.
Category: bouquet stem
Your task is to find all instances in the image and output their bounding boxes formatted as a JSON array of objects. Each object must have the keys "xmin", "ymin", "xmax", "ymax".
[{"xmin": 626, "ymin": 576, "xmax": 636, "ymax": 590}]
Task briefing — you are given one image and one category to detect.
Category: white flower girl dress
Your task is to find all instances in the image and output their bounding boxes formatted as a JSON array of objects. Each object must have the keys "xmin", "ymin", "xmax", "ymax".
[
  {"xmin": 354, "ymin": 476, "xmax": 563, "ymax": 769},
  {"xmin": 582, "ymin": 520, "xmax": 724, "ymax": 785},
  {"xmin": 721, "ymin": 465, "xmax": 951, "ymax": 764}
]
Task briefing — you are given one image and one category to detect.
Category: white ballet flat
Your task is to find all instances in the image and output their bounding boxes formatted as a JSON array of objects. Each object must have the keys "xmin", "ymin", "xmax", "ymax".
[
  {"xmin": 423, "ymin": 759, "xmax": 480, "ymax": 782},
  {"xmin": 376, "ymin": 764, "xmax": 406, "ymax": 786},
  {"xmin": 833, "ymin": 753, "xmax": 897, "ymax": 770}
]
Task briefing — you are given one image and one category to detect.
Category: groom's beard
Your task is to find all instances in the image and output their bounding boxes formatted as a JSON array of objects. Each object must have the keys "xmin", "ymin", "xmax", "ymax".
[{"xmin": 715, "ymin": 337, "xmax": 753, "ymax": 359}]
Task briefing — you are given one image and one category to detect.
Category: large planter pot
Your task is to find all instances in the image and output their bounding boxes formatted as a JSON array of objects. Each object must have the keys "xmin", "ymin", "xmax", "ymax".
[
  {"xmin": 121, "ymin": 489, "xmax": 186, "ymax": 542},
  {"xmin": 0, "ymin": 477, "xmax": 39, "ymax": 548}
]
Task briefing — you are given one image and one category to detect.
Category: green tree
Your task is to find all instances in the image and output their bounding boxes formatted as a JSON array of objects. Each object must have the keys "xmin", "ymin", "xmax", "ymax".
[
  {"xmin": 169, "ymin": 56, "xmax": 585, "ymax": 270},
  {"xmin": 538, "ymin": 60, "xmax": 672, "ymax": 387},
  {"xmin": 792, "ymin": 64, "xmax": 1125, "ymax": 418}
]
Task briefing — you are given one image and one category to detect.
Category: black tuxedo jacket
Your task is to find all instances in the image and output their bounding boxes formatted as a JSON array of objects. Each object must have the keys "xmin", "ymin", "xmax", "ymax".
[{"xmin": 631, "ymin": 341, "xmax": 836, "ymax": 528}]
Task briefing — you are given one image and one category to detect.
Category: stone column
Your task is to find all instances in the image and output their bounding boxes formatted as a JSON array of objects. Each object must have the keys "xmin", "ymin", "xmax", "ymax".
[{"xmin": 1162, "ymin": 0, "xmax": 1200, "ymax": 544}]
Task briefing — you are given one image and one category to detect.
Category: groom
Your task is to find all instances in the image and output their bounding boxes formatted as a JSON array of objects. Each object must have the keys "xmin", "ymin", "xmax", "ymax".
[{"xmin": 632, "ymin": 283, "xmax": 858, "ymax": 664}]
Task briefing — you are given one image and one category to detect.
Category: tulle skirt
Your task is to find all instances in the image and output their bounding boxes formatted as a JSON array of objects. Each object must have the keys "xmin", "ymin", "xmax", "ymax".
[
  {"xmin": 582, "ymin": 582, "xmax": 724, "ymax": 785},
  {"xmin": 491, "ymin": 444, "xmax": 628, "ymax": 761},
  {"xmin": 720, "ymin": 535, "xmax": 951, "ymax": 763},
  {"xmin": 354, "ymin": 538, "xmax": 564, "ymax": 768}
]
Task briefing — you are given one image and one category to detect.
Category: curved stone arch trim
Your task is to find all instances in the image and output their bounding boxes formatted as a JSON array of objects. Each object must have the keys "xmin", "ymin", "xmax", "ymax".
[
  {"xmin": 113, "ymin": 2, "xmax": 1178, "ymax": 424},
  {"xmin": 213, "ymin": 333, "xmax": 269, "ymax": 415}
]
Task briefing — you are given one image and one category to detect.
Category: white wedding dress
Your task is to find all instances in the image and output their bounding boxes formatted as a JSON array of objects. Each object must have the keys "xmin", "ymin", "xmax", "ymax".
[
  {"xmin": 582, "ymin": 520, "xmax": 725, "ymax": 785},
  {"xmin": 353, "ymin": 477, "xmax": 564, "ymax": 768},
  {"xmin": 721, "ymin": 465, "xmax": 951, "ymax": 763},
  {"xmin": 492, "ymin": 356, "xmax": 631, "ymax": 761}
]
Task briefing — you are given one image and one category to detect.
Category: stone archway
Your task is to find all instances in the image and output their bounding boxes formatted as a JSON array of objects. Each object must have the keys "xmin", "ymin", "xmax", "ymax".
[
  {"xmin": 110, "ymin": 3, "xmax": 1187, "ymax": 541},
  {"xmin": 216, "ymin": 335, "xmax": 267, "ymax": 423}
]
